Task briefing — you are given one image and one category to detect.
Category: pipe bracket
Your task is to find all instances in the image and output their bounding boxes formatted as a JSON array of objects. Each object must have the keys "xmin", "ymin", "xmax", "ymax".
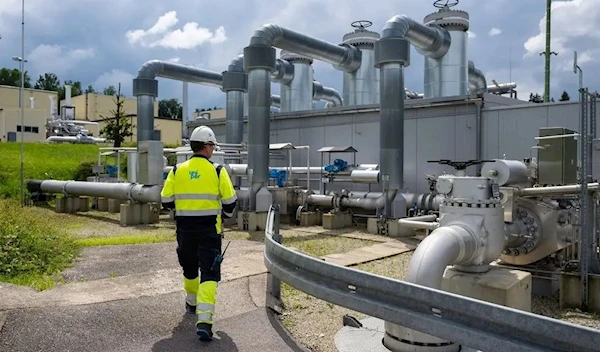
[
  {"xmin": 374, "ymin": 37, "xmax": 411, "ymax": 68},
  {"xmin": 133, "ymin": 78, "xmax": 158, "ymax": 97},
  {"xmin": 222, "ymin": 71, "xmax": 248, "ymax": 92},
  {"xmin": 243, "ymin": 45, "xmax": 276, "ymax": 71}
]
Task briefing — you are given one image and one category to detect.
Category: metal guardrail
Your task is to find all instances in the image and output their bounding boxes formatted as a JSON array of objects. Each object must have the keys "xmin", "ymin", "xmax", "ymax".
[{"xmin": 263, "ymin": 204, "xmax": 600, "ymax": 352}]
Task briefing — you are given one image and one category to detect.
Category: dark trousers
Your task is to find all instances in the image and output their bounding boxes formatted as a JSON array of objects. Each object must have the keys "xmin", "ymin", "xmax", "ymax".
[{"xmin": 176, "ymin": 231, "xmax": 222, "ymax": 283}]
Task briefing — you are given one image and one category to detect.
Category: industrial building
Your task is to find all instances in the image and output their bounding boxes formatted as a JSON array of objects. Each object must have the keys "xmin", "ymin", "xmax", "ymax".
[
  {"xmin": 59, "ymin": 93, "xmax": 183, "ymax": 145},
  {"xmin": 26, "ymin": 2, "xmax": 600, "ymax": 351},
  {"xmin": 0, "ymin": 84, "xmax": 58, "ymax": 142}
]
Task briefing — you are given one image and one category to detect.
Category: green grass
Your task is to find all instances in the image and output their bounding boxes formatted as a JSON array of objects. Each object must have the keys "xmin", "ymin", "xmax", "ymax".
[
  {"xmin": 75, "ymin": 233, "xmax": 175, "ymax": 247},
  {"xmin": 0, "ymin": 198, "xmax": 80, "ymax": 291},
  {"xmin": 0, "ymin": 143, "xmax": 99, "ymax": 199}
]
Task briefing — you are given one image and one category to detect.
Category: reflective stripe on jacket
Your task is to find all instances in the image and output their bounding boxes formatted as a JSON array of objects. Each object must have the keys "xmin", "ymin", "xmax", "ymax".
[{"xmin": 161, "ymin": 155, "xmax": 237, "ymax": 233}]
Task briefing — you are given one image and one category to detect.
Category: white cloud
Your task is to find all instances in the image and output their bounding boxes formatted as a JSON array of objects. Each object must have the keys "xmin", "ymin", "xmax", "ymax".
[
  {"xmin": 523, "ymin": 0, "xmax": 600, "ymax": 64},
  {"xmin": 167, "ymin": 57, "xmax": 181, "ymax": 63},
  {"xmin": 125, "ymin": 11, "xmax": 227, "ymax": 49},
  {"xmin": 488, "ymin": 28, "xmax": 502, "ymax": 37},
  {"xmin": 27, "ymin": 44, "xmax": 95, "ymax": 77},
  {"xmin": 467, "ymin": 31, "xmax": 476, "ymax": 39},
  {"xmin": 92, "ymin": 69, "xmax": 135, "ymax": 96}
]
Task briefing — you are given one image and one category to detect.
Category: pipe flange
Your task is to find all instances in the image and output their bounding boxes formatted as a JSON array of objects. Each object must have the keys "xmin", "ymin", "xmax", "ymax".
[
  {"xmin": 133, "ymin": 78, "xmax": 158, "ymax": 97},
  {"xmin": 374, "ymin": 37, "xmax": 410, "ymax": 68},
  {"xmin": 61, "ymin": 181, "xmax": 70, "ymax": 197},
  {"xmin": 502, "ymin": 207, "xmax": 541, "ymax": 256},
  {"xmin": 424, "ymin": 8, "xmax": 469, "ymax": 31},
  {"xmin": 243, "ymin": 45, "xmax": 276, "ymax": 71},
  {"xmin": 280, "ymin": 50, "xmax": 313, "ymax": 64}
]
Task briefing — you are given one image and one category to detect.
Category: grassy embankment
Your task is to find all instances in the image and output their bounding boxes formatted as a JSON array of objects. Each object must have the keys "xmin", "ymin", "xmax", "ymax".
[{"xmin": 0, "ymin": 143, "xmax": 175, "ymax": 290}]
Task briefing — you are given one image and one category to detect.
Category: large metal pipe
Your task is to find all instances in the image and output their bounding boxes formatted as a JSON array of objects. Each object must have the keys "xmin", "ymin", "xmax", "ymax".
[
  {"xmin": 313, "ymin": 81, "xmax": 343, "ymax": 107},
  {"xmin": 487, "ymin": 82, "xmax": 517, "ymax": 94},
  {"xmin": 249, "ymin": 24, "xmax": 361, "ymax": 73},
  {"xmin": 27, "ymin": 180, "xmax": 162, "ymax": 203},
  {"xmin": 383, "ymin": 225, "xmax": 478, "ymax": 351},
  {"xmin": 133, "ymin": 60, "xmax": 223, "ymax": 143},
  {"xmin": 517, "ymin": 183, "xmax": 600, "ymax": 197},
  {"xmin": 223, "ymin": 55, "xmax": 247, "ymax": 145},
  {"xmin": 468, "ymin": 60, "xmax": 487, "ymax": 94}
]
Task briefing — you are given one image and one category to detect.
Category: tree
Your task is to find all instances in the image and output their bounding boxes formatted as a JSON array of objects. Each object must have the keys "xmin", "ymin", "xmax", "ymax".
[
  {"xmin": 158, "ymin": 98, "xmax": 183, "ymax": 119},
  {"xmin": 0, "ymin": 67, "xmax": 32, "ymax": 88},
  {"xmin": 559, "ymin": 91, "xmax": 570, "ymax": 101},
  {"xmin": 99, "ymin": 83, "xmax": 133, "ymax": 148},
  {"xmin": 85, "ymin": 85, "xmax": 96, "ymax": 94},
  {"xmin": 103, "ymin": 85, "xmax": 117, "ymax": 96},
  {"xmin": 34, "ymin": 73, "xmax": 60, "ymax": 91}
]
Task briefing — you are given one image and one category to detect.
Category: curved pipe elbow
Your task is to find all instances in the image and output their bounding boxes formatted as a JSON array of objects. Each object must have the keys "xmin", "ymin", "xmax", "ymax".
[
  {"xmin": 382, "ymin": 15, "xmax": 450, "ymax": 59},
  {"xmin": 468, "ymin": 61, "xmax": 488, "ymax": 94},
  {"xmin": 406, "ymin": 225, "xmax": 478, "ymax": 289},
  {"xmin": 228, "ymin": 54, "xmax": 244, "ymax": 72},
  {"xmin": 137, "ymin": 60, "xmax": 166, "ymax": 79},
  {"xmin": 313, "ymin": 81, "xmax": 343, "ymax": 107},
  {"xmin": 271, "ymin": 59, "xmax": 294, "ymax": 84},
  {"xmin": 137, "ymin": 60, "xmax": 223, "ymax": 87},
  {"xmin": 250, "ymin": 23, "xmax": 283, "ymax": 47}
]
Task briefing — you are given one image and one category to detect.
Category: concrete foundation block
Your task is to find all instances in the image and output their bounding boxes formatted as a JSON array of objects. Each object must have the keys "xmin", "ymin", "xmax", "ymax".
[
  {"xmin": 442, "ymin": 266, "xmax": 532, "ymax": 312},
  {"xmin": 107, "ymin": 199, "xmax": 123, "ymax": 213},
  {"xmin": 367, "ymin": 218, "xmax": 410, "ymax": 237},
  {"xmin": 97, "ymin": 197, "xmax": 109, "ymax": 212},
  {"xmin": 237, "ymin": 211, "xmax": 269, "ymax": 231},
  {"xmin": 300, "ymin": 211, "xmax": 321, "ymax": 227},
  {"xmin": 78, "ymin": 197, "xmax": 90, "ymax": 212},
  {"xmin": 560, "ymin": 272, "xmax": 600, "ymax": 313},
  {"xmin": 55, "ymin": 196, "xmax": 82, "ymax": 214},
  {"xmin": 119, "ymin": 203, "xmax": 160, "ymax": 226},
  {"xmin": 322, "ymin": 211, "xmax": 353, "ymax": 230}
]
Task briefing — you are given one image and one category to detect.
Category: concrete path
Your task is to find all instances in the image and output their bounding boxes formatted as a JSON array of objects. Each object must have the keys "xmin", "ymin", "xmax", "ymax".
[{"xmin": 0, "ymin": 241, "xmax": 305, "ymax": 352}]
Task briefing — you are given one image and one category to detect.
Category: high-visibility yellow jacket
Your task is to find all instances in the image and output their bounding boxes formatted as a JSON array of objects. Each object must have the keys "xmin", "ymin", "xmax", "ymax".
[{"xmin": 161, "ymin": 155, "xmax": 237, "ymax": 234}]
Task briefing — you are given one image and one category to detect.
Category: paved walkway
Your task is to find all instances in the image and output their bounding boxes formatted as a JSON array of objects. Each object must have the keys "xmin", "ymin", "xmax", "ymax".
[
  {"xmin": 0, "ymin": 235, "xmax": 415, "ymax": 352},
  {"xmin": 0, "ymin": 241, "xmax": 305, "ymax": 352}
]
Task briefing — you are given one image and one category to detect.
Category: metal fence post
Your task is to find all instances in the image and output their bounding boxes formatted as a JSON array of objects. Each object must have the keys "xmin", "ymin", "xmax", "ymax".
[{"xmin": 266, "ymin": 204, "xmax": 282, "ymax": 312}]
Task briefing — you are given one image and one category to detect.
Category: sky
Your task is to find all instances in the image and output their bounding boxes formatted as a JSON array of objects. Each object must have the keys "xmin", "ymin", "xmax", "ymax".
[{"xmin": 0, "ymin": 0, "xmax": 598, "ymax": 116}]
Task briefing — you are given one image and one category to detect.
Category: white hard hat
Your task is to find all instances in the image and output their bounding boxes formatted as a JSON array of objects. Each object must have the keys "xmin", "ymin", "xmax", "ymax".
[{"xmin": 189, "ymin": 126, "xmax": 217, "ymax": 144}]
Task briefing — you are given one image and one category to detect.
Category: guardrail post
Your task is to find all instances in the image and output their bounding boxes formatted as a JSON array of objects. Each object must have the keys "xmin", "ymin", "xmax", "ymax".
[{"xmin": 267, "ymin": 204, "xmax": 283, "ymax": 313}]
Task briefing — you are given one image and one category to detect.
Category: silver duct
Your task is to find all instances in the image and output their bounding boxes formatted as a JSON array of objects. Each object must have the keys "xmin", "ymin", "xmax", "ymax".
[
  {"xmin": 271, "ymin": 95, "xmax": 281, "ymax": 109},
  {"xmin": 313, "ymin": 81, "xmax": 343, "ymax": 107},
  {"xmin": 223, "ymin": 55, "xmax": 247, "ymax": 144},
  {"xmin": 280, "ymin": 51, "xmax": 314, "ymax": 112},
  {"xmin": 243, "ymin": 24, "xmax": 362, "ymax": 209},
  {"xmin": 28, "ymin": 180, "xmax": 162, "ymax": 203},
  {"xmin": 468, "ymin": 60, "xmax": 488, "ymax": 94},
  {"xmin": 341, "ymin": 22, "xmax": 381, "ymax": 106},
  {"xmin": 487, "ymin": 82, "xmax": 516, "ymax": 94},
  {"xmin": 133, "ymin": 60, "xmax": 223, "ymax": 143},
  {"xmin": 422, "ymin": 8, "xmax": 470, "ymax": 98}
]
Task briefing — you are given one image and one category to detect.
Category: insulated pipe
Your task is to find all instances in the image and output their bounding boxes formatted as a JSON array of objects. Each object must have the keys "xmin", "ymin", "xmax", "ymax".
[
  {"xmin": 243, "ymin": 45, "xmax": 276, "ymax": 211},
  {"xmin": 313, "ymin": 81, "xmax": 343, "ymax": 107},
  {"xmin": 487, "ymin": 82, "xmax": 517, "ymax": 94},
  {"xmin": 223, "ymin": 55, "xmax": 247, "ymax": 145},
  {"xmin": 397, "ymin": 218, "xmax": 440, "ymax": 231},
  {"xmin": 517, "ymin": 183, "xmax": 600, "ymax": 197},
  {"xmin": 249, "ymin": 24, "xmax": 361, "ymax": 73},
  {"xmin": 381, "ymin": 15, "xmax": 450, "ymax": 60},
  {"xmin": 26, "ymin": 180, "xmax": 162, "ymax": 203},
  {"xmin": 133, "ymin": 60, "xmax": 223, "ymax": 143},
  {"xmin": 271, "ymin": 95, "xmax": 281, "ymax": 109},
  {"xmin": 468, "ymin": 60, "xmax": 487, "ymax": 94},
  {"xmin": 383, "ymin": 225, "xmax": 478, "ymax": 351}
]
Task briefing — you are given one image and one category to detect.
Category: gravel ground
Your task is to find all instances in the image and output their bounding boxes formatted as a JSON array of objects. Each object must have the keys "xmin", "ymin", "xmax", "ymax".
[{"xmin": 279, "ymin": 249, "xmax": 600, "ymax": 352}]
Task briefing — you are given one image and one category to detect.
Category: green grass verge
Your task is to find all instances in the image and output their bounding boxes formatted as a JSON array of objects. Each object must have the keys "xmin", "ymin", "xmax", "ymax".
[
  {"xmin": 0, "ymin": 198, "xmax": 80, "ymax": 291},
  {"xmin": 75, "ymin": 233, "xmax": 175, "ymax": 246},
  {"xmin": 0, "ymin": 143, "xmax": 99, "ymax": 199}
]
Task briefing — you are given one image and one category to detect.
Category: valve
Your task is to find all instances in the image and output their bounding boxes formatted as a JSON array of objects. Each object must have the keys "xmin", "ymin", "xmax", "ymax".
[{"xmin": 427, "ymin": 159, "xmax": 495, "ymax": 171}]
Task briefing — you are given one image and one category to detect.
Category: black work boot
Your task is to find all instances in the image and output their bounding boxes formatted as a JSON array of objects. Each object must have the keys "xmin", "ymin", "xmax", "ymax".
[
  {"xmin": 196, "ymin": 322, "xmax": 213, "ymax": 341},
  {"xmin": 185, "ymin": 302, "xmax": 196, "ymax": 315}
]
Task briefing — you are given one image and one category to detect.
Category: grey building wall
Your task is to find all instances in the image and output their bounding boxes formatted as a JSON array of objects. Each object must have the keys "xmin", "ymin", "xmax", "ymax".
[{"xmin": 198, "ymin": 95, "xmax": 599, "ymax": 194}]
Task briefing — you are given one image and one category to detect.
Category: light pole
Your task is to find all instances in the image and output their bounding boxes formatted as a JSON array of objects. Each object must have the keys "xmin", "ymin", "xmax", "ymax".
[{"xmin": 13, "ymin": 0, "xmax": 26, "ymax": 207}]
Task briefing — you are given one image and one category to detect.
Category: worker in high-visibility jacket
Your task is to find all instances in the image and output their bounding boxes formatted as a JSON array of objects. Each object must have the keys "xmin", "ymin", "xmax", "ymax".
[{"xmin": 161, "ymin": 125, "xmax": 237, "ymax": 341}]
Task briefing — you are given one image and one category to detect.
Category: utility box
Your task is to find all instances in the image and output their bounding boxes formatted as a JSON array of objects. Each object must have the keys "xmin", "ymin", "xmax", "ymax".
[
  {"xmin": 137, "ymin": 140, "xmax": 164, "ymax": 185},
  {"xmin": 537, "ymin": 127, "xmax": 577, "ymax": 185}
]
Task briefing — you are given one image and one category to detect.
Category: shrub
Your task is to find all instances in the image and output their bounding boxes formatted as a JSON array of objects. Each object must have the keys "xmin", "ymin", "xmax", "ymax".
[
  {"xmin": 0, "ymin": 199, "xmax": 80, "ymax": 285},
  {"xmin": 72, "ymin": 161, "xmax": 97, "ymax": 181}
]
